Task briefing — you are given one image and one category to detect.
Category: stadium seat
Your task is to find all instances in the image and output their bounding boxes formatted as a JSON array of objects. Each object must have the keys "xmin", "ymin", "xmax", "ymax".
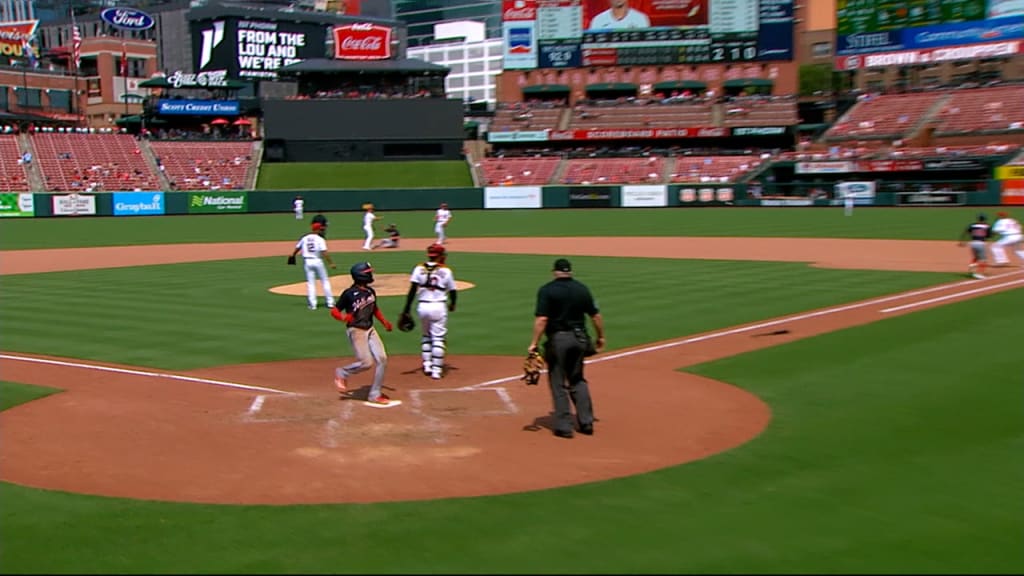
[
  {"xmin": 32, "ymin": 133, "xmax": 161, "ymax": 192},
  {"xmin": 825, "ymin": 93, "xmax": 944, "ymax": 140},
  {"xmin": 0, "ymin": 135, "xmax": 30, "ymax": 192},
  {"xmin": 148, "ymin": 141, "xmax": 255, "ymax": 191},
  {"xmin": 477, "ymin": 157, "xmax": 560, "ymax": 185}
]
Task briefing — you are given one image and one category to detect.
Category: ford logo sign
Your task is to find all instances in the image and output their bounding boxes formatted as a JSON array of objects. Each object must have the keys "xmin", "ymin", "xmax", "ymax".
[{"xmin": 100, "ymin": 7, "xmax": 155, "ymax": 30}]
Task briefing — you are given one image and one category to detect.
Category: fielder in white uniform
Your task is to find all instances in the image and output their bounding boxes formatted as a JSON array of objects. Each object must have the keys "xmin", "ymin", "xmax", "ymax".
[
  {"xmin": 401, "ymin": 243, "xmax": 458, "ymax": 379},
  {"xmin": 362, "ymin": 204, "xmax": 378, "ymax": 250},
  {"xmin": 588, "ymin": 0, "xmax": 651, "ymax": 29},
  {"xmin": 991, "ymin": 210, "xmax": 1024, "ymax": 266},
  {"xmin": 293, "ymin": 195, "xmax": 304, "ymax": 220},
  {"xmin": 290, "ymin": 223, "xmax": 336, "ymax": 310},
  {"xmin": 434, "ymin": 202, "xmax": 452, "ymax": 244}
]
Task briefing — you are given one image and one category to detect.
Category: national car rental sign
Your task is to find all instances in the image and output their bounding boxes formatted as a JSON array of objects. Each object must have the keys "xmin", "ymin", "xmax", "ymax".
[{"xmin": 333, "ymin": 23, "xmax": 391, "ymax": 60}]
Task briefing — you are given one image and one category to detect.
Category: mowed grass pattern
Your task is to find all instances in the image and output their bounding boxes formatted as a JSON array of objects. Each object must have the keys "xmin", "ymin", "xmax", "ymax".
[
  {"xmin": 255, "ymin": 161, "xmax": 474, "ymax": 190},
  {"xmin": 1, "ymin": 207, "xmax": 1019, "ymax": 250},
  {"xmin": 0, "ymin": 253, "xmax": 952, "ymax": 369},
  {"xmin": 0, "ymin": 292, "xmax": 1020, "ymax": 573}
]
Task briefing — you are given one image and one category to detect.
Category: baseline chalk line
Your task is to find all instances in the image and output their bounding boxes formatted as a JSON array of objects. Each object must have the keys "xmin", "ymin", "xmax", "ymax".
[
  {"xmin": 881, "ymin": 278, "xmax": 1024, "ymax": 314},
  {"xmin": 0, "ymin": 354, "xmax": 297, "ymax": 396}
]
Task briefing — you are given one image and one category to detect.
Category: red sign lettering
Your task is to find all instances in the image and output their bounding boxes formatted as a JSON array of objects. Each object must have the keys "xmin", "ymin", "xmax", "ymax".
[{"xmin": 333, "ymin": 23, "xmax": 392, "ymax": 60}]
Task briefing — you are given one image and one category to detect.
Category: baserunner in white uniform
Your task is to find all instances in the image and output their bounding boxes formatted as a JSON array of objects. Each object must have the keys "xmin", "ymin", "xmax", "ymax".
[
  {"xmin": 991, "ymin": 210, "xmax": 1024, "ymax": 266},
  {"xmin": 362, "ymin": 203, "xmax": 378, "ymax": 250},
  {"xmin": 401, "ymin": 243, "xmax": 458, "ymax": 379},
  {"xmin": 290, "ymin": 222, "xmax": 336, "ymax": 310}
]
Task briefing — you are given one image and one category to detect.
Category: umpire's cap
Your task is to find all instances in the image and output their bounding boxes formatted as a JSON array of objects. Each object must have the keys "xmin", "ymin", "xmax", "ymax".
[{"xmin": 553, "ymin": 258, "xmax": 572, "ymax": 272}]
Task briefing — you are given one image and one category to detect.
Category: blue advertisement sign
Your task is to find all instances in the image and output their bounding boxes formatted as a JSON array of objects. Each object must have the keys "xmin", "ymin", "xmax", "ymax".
[
  {"xmin": 538, "ymin": 41, "xmax": 582, "ymax": 69},
  {"xmin": 157, "ymin": 100, "xmax": 240, "ymax": 116},
  {"xmin": 113, "ymin": 192, "xmax": 165, "ymax": 216},
  {"xmin": 100, "ymin": 7, "xmax": 155, "ymax": 30},
  {"xmin": 757, "ymin": 0, "xmax": 795, "ymax": 61},
  {"xmin": 836, "ymin": 30, "xmax": 904, "ymax": 55},
  {"xmin": 902, "ymin": 17, "xmax": 1024, "ymax": 49}
]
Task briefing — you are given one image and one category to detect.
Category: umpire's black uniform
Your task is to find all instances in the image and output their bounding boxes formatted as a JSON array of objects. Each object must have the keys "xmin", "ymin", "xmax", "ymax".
[{"xmin": 530, "ymin": 258, "xmax": 605, "ymax": 438}]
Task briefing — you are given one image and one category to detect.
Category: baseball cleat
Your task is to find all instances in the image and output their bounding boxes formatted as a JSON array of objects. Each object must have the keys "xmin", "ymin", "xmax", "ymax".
[
  {"xmin": 335, "ymin": 375, "xmax": 348, "ymax": 393},
  {"xmin": 364, "ymin": 394, "xmax": 402, "ymax": 408}
]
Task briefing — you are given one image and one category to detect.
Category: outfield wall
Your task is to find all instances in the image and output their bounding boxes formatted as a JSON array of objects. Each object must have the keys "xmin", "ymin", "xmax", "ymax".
[{"xmin": 0, "ymin": 183, "xmax": 1009, "ymax": 218}]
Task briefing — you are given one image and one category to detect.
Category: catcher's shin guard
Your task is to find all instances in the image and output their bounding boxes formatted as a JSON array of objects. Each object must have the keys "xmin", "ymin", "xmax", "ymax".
[{"xmin": 430, "ymin": 338, "xmax": 446, "ymax": 377}]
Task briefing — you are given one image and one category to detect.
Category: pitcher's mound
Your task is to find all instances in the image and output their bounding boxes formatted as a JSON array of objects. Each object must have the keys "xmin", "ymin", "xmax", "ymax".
[{"xmin": 269, "ymin": 273, "xmax": 476, "ymax": 297}]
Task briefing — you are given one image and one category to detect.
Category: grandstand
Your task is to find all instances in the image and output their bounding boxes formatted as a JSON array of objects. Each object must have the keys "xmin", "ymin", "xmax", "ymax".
[
  {"xmin": 0, "ymin": 135, "xmax": 30, "ymax": 192},
  {"xmin": 32, "ymin": 134, "xmax": 161, "ymax": 192},
  {"xmin": 149, "ymin": 141, "xmax": 256, "ymax": 191}
]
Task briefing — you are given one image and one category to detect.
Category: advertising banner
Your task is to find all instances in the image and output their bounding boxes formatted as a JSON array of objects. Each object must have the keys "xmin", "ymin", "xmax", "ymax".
[
  {"xmin": 922, "ymin": 158, "xmax": 984, "ymax": 171},
  {"xmin": 113, "ymin": 192, "xmax": 165, "ymax": 216},
  {"xmin": 795, "ymin": 161, "xmax": 855, "ymax": 174},
  {"xmin": 677, "ymin": 186, "xmax": 734, "ymax": 204},
  {"xmin": 622, "ymin": 185, "xmax": 668, "ymax": 207},
  {"xmin": 157, "ymin": 100, "xmax": 240, "ymax": 116},
  {"xmin": 834, "ymin": 181, "xmax": 876, "ymax": 204},
  {"xmin": 995, "ymin": 165, "xmax": 1024, "ymax": 180},
  {"xmin": 332, "ymin": 23, "xmax": 392, "ymax": 60},
  {"xmin": 188, "ymin": 191, "xmax": 248, "ymax": 213},
  {"xmin": 1002, "ymin": 179, "xmax": 1024, "ymax": 205},
  {"xmin": 487, "ymin": 130, "xmax": 550, "ymax": 142},
  {"xmin": 896, "ymin": 191, "xmax": 967, "ymax": 206},
  {"xmin": 902, "ymin": 17, "xmax": 1024, "ymax": 50},
  {"xmin": 0, "ymin": 193, "xmax": 34, "ymax": 217},
  {"xmin": 761, "ymin": 198, "xmax": 814, "ymax": 206},
  {"xmin": 548, "ymin": 127, "xmax": 727, "ymax": 140},
  {"xmin": 0, "ymin": 20, "xmax": 38, "ymax": 58},
  {"xmin": 731, "ymin": 126, "xmax": 788, "ymax": 136},
  {"xmin": 858, "ymin": 159, "xmax": 924, "ymax": 172},
  {"xmin": 568, "ymin": 187, "xmax": 612, "ymax": 208},
  {"xmin": 52, "ymin": 193, "xmax": 97, "ymax": 216},
  {"xmin": 835, "ymin": 40, "xmax": 1023, "ymax": 69},
  {"xmin": 484, "ymin": 186, "xmax": 542, "ymax": 209},
  {"xmin": 538, "ymin": 40, "xmax": 582, "ymax": 68},
  {"xmin": 192, "ymin": 17, "xmax": 328, "ymax": 80},
  {"xmin": 503, "ymin": 20, "xmax": 539, "ymax": 69}
]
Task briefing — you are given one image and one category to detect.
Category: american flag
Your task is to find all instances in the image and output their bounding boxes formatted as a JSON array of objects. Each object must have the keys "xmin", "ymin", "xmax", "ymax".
[{"xmin": 71, "ymin": 25, "xmax": 81, "ymax": 71}]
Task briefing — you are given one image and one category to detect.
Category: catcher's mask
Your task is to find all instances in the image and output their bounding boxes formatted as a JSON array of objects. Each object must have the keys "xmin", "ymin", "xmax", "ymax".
[
  {"xmin": 350, "ymin": 261, "xmax": 374, "ymax": 284},
  {"xmin": 427, "ymin": 243, "xmax": 447, "ymax": 263}
]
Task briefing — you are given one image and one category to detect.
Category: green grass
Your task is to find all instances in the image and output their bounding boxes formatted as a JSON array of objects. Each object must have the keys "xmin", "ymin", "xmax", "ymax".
[
  {"xmin": 1, "ymin": 291, "xmax": 1020, "ymax": 574},
  {"xmin": 1, "ymin": 207, "xmax": 1014, "ymax": 250},
  {"xmin": 0, "ymin": 381, "xmax": 62, "ymax": 411},
  {"xmin": 0, "ymin": 254, "xmax": 952, "ymax": 369},
  {"xmin": 255, "ymin": 161, "xmax": 474, "ymax": 190}
]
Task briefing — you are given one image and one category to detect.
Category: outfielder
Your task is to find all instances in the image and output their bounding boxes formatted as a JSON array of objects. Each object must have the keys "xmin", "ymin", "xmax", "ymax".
[
  {"xmin": 331, "ymin": 262, "xmax": 399, "ymax": 407},
  {"xmin": 288, "ymin": 223, "xmax": 335, "ymax": 310},
  {"xmin": 401, "ymin": 244, "xmax": 458, "ymax": 379},
  {"xmin": 293, "ymin": 195, "xmax": 304, "ymax": 220},
  {"xmin": 434, "ymin": 202, "xmax": 452, "ymax": 244},
  {"xmin": 990, "ymin": 211, "xmax": 1024, "ymax": 266}
]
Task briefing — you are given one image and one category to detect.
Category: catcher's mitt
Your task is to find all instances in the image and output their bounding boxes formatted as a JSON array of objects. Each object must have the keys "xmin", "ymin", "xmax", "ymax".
[
  {"xmin": 287, "ymin": 254, "xmax": 297, "ymax": 265},
  {"xmin": 397, "ymin": 311, "xmax": 416, "ymax": 332},
  {"xmin": 521, "ymin": 349, "xmax": 545, "ymax": 386}
]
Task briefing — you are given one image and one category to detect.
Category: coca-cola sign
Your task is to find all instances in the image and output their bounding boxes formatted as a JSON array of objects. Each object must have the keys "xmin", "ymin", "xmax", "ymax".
[
  {"xmin": 333, "ymin": 23, "xmax": 392, "ymax": 60},
  {"xmin": 502, "ymin": 0, "xmax": 537, "ymax": 21}
]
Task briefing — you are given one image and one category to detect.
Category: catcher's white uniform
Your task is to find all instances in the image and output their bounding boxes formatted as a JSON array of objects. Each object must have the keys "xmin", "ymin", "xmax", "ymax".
[
  {"xmin": 991, "ymin": 214, "xmax": 1024, "ymax": 265},
  {"xmin": 410, "ymin": 261, "xmax": 457, "ymax": 378},
  {"xmin": 296, "ymin": 232, "xmax": 334, "ymax": 309}
]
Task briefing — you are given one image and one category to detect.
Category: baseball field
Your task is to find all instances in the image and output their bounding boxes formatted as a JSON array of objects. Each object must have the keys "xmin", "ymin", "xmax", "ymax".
[{"xmin": 0, "ymin": 206, "xmax": 1022, "ymax": 573}]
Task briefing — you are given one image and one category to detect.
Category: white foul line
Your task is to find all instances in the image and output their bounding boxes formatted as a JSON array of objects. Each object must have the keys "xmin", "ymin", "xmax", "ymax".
[
  {"xmin": 880, "ymin": 278, "xmax": 1024, "ymax": 314},
  {"xmin": 247, "ymin": 395, "xmax": 266, "ymax": 414},
  {"xmin": 0, "ymin": 354, "xmax": 297, "ymax": 396},
  {"xmin": 461, "ymin": 272, "xmax": 1023, "ymax": 390}
]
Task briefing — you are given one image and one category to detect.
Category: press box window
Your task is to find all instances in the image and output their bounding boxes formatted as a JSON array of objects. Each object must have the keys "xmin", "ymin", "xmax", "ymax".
[{"xmin": 812, "ymin": 42, "xmax": 832, "ymax": 58}]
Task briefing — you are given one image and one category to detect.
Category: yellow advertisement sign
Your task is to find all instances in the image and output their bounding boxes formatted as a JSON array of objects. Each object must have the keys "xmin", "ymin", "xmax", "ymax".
[{"xmin": 995, "ymin": 165, "xmax": 1024, "ymax": 180}]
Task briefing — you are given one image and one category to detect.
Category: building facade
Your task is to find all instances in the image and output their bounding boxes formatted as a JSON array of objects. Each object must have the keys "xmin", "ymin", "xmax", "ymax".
[
  {"xmin": 408, "ymin": 36, "xmax": 502, "ymax": 105},
  {"xmin": 393, "ymin": 0, "xmax": 500, "ymax": 47}
]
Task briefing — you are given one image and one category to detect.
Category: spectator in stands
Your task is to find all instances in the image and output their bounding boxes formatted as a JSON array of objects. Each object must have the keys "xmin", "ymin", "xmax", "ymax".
[{"xmin": 588, "ymin": 0, "xmax": 651, "ymax": 29}]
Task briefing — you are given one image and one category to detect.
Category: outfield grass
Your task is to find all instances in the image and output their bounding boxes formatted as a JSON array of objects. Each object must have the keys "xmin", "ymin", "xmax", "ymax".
[
  {"xmin": 0, "ymin": 207, "xmax": 1013, "ymax": 250},
  {"xmin": 255, "ymin": 161, "xmax": 474, "ymax": 190},
  {"xmin": 1, "ymin": 292, "xmax": 1020, "ymax": 573}
]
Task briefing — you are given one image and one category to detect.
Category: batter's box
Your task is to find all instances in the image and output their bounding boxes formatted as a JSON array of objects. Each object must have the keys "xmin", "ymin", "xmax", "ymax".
[
  {"xmin": 411, "ymin": 387, "xmax": 519, "ymax": 417},
  {"xmin": 242, "ymin": 394, "xmax": 340, "ymax": 423}
]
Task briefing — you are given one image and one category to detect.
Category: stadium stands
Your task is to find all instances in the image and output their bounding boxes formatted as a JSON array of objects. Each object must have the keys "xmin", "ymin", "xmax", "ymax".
[
  {"xmin": 722, "ymin": 98, "xmax": 799, "ymax": 127},
  {"xmin": 0, "ymin": 135, "xmax": 30, "ymax": 192},
  {"xmin": 670, "ymin": 156, "xmax": 763, "ymax": 183},
  {"xmin": 569, "ymin": 101, "xmax": 714, "ymax": 128},
  {"xmin": 561, "ymin": 157, "xmax": 665, "ymax": 184},
  {"xmin": 825, "ymin": 92, "xmax": 944, "ymax": 140},
  {"xmin": 149, "ymin": 141, "xmax": 255, "ymax": 190},
  {"xmin": 32, "ymin": 133, "xmax": 160, "ymax": 192},
  {"xmin": 933, "ymin": 86, "xmax": 1024, "ymax": 135},
  {"xmin": 477, "ymin": 157, "xmax": 560, "ymax": 186},
  {"xmin": 489, "ymin": 103, "xmax": 564, "ymax": 132}
]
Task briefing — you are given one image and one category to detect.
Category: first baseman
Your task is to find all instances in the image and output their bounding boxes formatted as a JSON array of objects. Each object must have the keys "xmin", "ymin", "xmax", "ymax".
[
  {"xmin": 401, "ymin": 243, "xmax": 458, "ymax": 379},
  {"xmin": 990, "ymin": 211, "xmax": 1024, "ymax": 266}
]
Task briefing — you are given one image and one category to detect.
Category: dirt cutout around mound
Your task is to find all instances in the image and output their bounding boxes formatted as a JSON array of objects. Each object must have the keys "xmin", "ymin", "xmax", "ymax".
[{"xmin": 0, "ymin": 237, "xmax": 1021, "ymax": 505}]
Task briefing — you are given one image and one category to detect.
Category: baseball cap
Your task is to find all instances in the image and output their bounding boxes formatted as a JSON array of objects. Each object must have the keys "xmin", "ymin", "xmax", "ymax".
[{"xmin": 553, "ymin": 258, "xmax": 572, "ymax": 272}]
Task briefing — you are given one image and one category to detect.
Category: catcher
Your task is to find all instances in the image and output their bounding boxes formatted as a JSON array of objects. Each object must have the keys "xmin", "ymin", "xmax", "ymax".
[{"xmin": 398, "ymin": 244, "xmax": 457, "ymax": 379}]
